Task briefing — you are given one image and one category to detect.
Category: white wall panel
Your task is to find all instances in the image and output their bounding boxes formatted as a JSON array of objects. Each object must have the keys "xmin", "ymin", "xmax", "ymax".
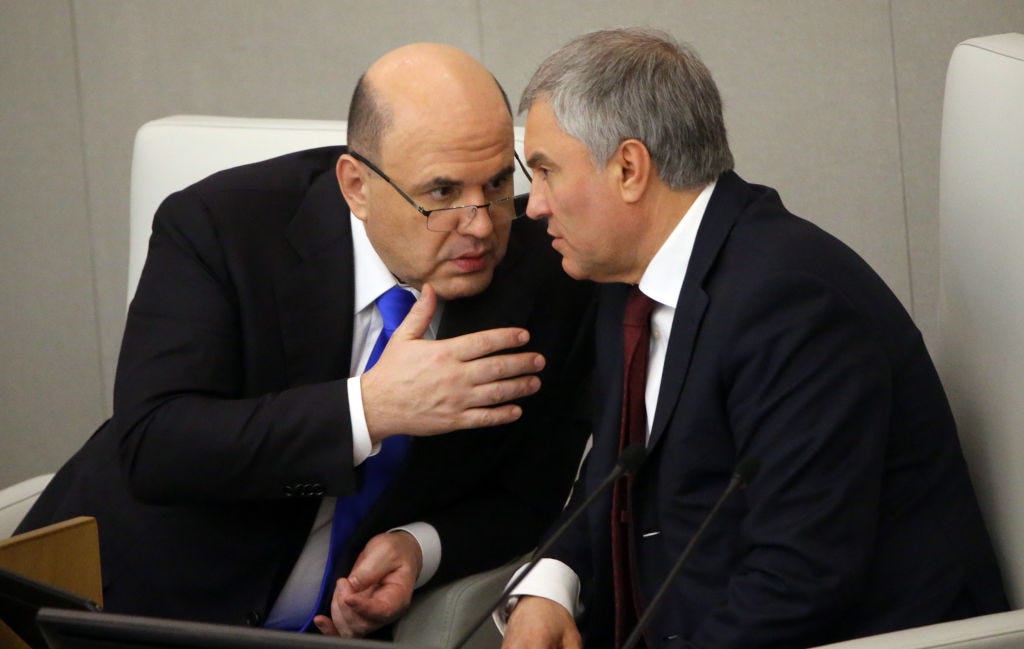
[{"xmin": 0, "ymin": 0, "xmax": 104, "ymax": 486}]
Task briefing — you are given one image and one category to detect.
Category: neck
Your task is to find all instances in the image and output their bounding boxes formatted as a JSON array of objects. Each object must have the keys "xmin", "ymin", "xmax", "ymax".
[{"xmin": 626, "ymin": 184, "xmax": 702, "ymax": 284}]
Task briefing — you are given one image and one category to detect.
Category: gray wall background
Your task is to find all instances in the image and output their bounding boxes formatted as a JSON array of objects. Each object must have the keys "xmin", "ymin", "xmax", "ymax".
[{"xmin": 2, "ymin": 0, "xmax": 1023, "ymax": 487}]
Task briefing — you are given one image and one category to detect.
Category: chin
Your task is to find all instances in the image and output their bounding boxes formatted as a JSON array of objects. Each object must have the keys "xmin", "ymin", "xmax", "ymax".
[
  {"xmin": 561, "ymin": 259, "xmax": 591, "ymax": 281},
  {"xmin": 433, "ymin": 269, "xmax": 495, "ymax": 300}
]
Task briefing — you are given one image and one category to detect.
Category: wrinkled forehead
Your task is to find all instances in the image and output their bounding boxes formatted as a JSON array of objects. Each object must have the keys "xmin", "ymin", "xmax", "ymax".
[{"xmin": 380, "ymin": 100, "xmax": 515, "ymax": 183}]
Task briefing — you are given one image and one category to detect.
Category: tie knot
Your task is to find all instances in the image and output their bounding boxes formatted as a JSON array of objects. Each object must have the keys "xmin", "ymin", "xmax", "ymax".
[
  {"xmin": 377, "ymin": 286, "xmax": 416, "ymax": 334},
  {"xmin": 624, "ymin": 286, "xmax": 657, "ymax": 328}
]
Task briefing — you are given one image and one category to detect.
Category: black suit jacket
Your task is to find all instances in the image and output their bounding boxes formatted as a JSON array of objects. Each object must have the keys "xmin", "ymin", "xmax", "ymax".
[
  {"xmin": 18, "ymin": 146, "xmax": 594, "ymax": 626},
  {"xmin": 549, "ymin": 171, "xmax": 1005, "ymax": 648}
]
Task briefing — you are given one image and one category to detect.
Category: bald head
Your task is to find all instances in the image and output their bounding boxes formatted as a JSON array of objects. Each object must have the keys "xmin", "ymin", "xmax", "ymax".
[
  {"xmin": 347, "ymin": 43, "xmax": 511, "ymax": 163},
  {"xmin": 337, "ymin": 43, "xmax": 520, "ymax": 300}
]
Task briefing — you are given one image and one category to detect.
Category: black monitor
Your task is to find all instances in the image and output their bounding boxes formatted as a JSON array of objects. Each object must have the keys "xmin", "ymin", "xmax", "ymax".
[
  {"xmin": 0, "ymin": 567, "xmax": 100, "ymax": 649},
  {"xmin": 36, "ymin": 607, "xmax": 432, "ymax": 649}
]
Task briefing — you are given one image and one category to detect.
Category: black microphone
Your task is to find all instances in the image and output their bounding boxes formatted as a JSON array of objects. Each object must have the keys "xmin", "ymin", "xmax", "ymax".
[
  {"xmin": 451, "ymin": 443, "xmax": 648, "ymax": 649},
  {"xmin": 622, "ymin": 457, "xmax": 760, "ymax": 649}
]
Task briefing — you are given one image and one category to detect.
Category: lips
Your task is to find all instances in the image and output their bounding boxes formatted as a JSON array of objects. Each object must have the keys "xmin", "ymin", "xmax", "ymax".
[
  {"xmin": 451, "ymin": 251, "xmax": 490, "ymax": 273},
  {"xmin": 547, "ymin": 229, "xmax": 564, "ymax": 249}
]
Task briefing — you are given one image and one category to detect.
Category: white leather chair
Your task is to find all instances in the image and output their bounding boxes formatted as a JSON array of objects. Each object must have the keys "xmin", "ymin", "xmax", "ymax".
[
  {"xmin": 809, "ymin": 32, "xmax": 1024, "ymax": 649},
  {"xmin": 130, "ymin": 114, "xmax": 528, "ymax": 648},
  {"xmin": 0, "ymin": 474, "xmax": 54, "ymax": 538}
]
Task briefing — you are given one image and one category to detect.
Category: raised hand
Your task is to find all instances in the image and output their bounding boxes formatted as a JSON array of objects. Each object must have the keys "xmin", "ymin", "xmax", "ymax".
[{"xmin": 361, "ymin": 283, "xmax": 546, "ymax": 443}]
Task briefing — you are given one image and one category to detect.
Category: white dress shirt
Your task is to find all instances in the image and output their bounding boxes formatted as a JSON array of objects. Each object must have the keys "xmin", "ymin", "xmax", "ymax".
[
  {"xmin": 266, "ymin": 213, "xmax": 442, "ymax": 626},
  {"xmin": 496, "ymin": 181, "xmax": 716, "ymax": 631}
]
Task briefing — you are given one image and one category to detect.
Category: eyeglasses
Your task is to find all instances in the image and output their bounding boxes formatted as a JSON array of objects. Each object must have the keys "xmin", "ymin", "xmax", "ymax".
[{"xmin": 348, "ymin": 149, "xmax": 533, "ymax": 232}]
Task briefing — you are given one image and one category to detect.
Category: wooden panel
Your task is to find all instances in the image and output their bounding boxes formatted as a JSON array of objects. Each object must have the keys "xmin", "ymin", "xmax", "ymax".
[{"xmin": 0, "ymin": 516, "xmax": 102, "ymax": 606}]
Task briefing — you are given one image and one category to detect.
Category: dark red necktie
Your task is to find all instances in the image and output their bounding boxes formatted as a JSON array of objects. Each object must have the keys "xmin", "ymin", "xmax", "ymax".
[{"xmin": 611, "ymin": 286, "xmax": 657, "ymax": 649}]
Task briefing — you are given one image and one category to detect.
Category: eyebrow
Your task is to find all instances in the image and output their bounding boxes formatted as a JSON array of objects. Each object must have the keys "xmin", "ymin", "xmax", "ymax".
[
  {"xmin": 489, "ymin": 165, "xmax": 516, "ymax": 185},
  {"xmin": 410, "ymin": 164, "xmax": 515, "ymax": 195},
  {"xmin": 526, "ymin": 151, "xmax": 555, "ymax": 170}
]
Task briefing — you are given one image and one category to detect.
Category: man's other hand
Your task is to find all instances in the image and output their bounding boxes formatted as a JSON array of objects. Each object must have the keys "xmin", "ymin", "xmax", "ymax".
[
  {"xmin": 313, "ymin": 530, "xmax": 422, "ymax": 637},
  {"xmin": 361, "ymin": 283, "xmax": 545, "ymax": 443},
  {"xmin": 502, "ymin": 596, "xmax": 582, "ymax": 649}
]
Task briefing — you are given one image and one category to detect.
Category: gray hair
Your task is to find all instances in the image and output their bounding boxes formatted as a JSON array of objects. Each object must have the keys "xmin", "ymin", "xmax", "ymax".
[{"xmin": 519, "ymin": 28, "xmax": 733, "ymax": 189}]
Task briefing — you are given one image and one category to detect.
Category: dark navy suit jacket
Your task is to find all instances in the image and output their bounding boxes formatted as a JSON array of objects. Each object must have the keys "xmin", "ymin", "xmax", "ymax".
[
  {"xmin": 548, "ymin": 171, "xmax": 1006, "ymax": 648},
  {"xmin": 18, "ymin": 146, "xmax": 594, "ymax": 627}
]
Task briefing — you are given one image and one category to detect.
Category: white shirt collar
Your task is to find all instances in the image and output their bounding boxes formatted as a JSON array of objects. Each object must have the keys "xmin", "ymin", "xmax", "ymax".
[
  {"xmin": 638, "ymin": 180, "xmax": 716, "ymax": 309},
  {"xmin": 351, "ymin": 212, "xmax": 410, "ymax": 311}
]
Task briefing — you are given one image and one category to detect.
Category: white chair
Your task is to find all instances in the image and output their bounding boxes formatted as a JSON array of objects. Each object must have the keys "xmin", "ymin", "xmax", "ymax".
[
  {"xmin": 0, "ymin": 474, "xmax": 54, "ymax": 539},
  {"xmin": 130, "ymin": 114, "xmax": 528, "ymax": 648},
  {"xmin": 809, "ymin": 32, "xmax": 1024, "ymax": 649}
]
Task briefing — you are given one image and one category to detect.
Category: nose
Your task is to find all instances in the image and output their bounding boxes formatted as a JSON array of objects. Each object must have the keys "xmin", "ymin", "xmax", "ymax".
[
  {"xmin": 456, "ymin": 204, "xmax": 494, "ymax": 238},
  {"xmin": 525, "ymin": 178, "xmax": 550, "ymax": 221}
]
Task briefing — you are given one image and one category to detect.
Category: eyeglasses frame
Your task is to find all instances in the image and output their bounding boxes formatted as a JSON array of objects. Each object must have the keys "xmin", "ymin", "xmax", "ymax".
[{"xmin": 347, "ymin": 149, "xmax": 533, "ymax": 230}]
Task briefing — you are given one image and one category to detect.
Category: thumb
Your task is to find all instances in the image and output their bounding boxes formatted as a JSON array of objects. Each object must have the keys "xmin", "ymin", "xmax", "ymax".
[
  {"xmin": 347, "ymin": 556, "xmax": 391, "ymax": 594},
  {"xmin": 392, "ymin": 283, "xmax": 436, "ymax": 341}
]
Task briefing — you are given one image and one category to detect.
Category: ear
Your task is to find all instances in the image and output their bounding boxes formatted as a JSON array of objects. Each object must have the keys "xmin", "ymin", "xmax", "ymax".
[
  {"xmin": 610, "ymin": 139, "xmax": 652, "ymax": 204},
  {"xmin": 337, "ymin": 154, "xmax": 370, "ymax": 221}
]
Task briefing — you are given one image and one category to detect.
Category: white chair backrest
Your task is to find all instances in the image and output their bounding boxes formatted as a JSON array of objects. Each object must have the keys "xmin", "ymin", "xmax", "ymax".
[
  {"xmin": 128, "ymin": 115, "xmax": 528, "ymax": 306},
  {"xmin": 0, "ymin": 474, "xmax": 54, "ymax": 538},
  {"xmin": 937, "ymin": 33, "xmax": 1024, "ymax": 607}
]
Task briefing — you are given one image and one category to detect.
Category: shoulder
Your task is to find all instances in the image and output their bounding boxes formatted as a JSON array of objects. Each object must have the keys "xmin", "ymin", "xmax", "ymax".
[
  {"xmin": 182, "ymin": 145, "xmax": 343, "ymax": 207},
  {"xmin": 709, "ymin": 172, "xmax": 891, "ymax": 299},
  {"xmin": 705, "ymin": 175, "xmax": 918, "ymax": 352},
  {"xmin": 152, "ymin": 146, "xmax": 345, "ymax": 239}
]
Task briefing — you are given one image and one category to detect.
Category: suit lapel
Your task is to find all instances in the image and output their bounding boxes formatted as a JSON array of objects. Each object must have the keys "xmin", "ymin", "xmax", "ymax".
[
  {"xmin": 275, "ymin": 168, "xmax": 355, "ymax": 385},
  {"xmin": 647, "ymin": 172, "xmax": 747, "ymax": 452}
]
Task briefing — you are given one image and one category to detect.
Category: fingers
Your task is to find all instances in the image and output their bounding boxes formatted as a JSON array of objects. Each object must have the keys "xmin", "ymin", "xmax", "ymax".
[
  {"xmin": 314, "ymin": 578, "xmax": 358, "ymax": 637},
  {"xmin": 360, "ymin": 294, "xmax": 547, "ymax": 439},
  {"xmin": 323, "ymin": 532, "xmax": 418, "ymax": 635},
  {"xmin": 451, "ymin": 327, "xmax": 532, "ymax": 362},
  {"xmin": 455, "ymin": 404, "xmax": 526, "ymax": 430},
  {"xmin": 312, "ymin": 614, "xmax": 339, "ymax": 636},
  {"xmin": 343, "ymin": 583, "xmax": 408, "ymax": 623},
  {"xmin": 463, "ymin": 350, "xmax": 545, "ymax": 386},
  {"xmin": 319, "ymin": 577, "xmax": 373, "ymax": 638},
  {"xmin": 347, "ymin": 556, "xmax": 391, "ymax": 595},
  {"xmin": 391, "ymin": 283, "xmax": 437, "ymax": 341},
  {"xmin": 348, "ymin": 531, "xmax": 422, "ymax": 593}
]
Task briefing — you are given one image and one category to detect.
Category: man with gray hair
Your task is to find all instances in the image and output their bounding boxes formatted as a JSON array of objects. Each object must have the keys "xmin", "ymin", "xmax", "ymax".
[{"xmin": 500, "ymin": 28, "xmax": 1006, "ymax": 648}]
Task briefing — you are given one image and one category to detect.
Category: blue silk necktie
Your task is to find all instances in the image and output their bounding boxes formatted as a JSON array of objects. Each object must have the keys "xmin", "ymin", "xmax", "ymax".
[{"xmin": 300, "ymin": 285, "xmax": 417, "ymax": 631}]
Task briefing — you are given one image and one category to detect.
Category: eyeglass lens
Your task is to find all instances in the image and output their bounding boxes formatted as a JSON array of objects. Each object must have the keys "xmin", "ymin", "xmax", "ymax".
[{"xmin": 425, "ymin": 198, "xmax": 517, "ymax": 232}]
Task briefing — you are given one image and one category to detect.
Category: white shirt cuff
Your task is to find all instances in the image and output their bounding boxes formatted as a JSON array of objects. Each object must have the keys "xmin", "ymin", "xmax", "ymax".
[
  {"xmin": 391, "ymin": 522, "xmax": 441, "ymax": 589},
  {"xmin": 347, "ymin": 375, "xmax": 379, "ymax": 464},
  {"xmin": 492, "ymin": 558, "xmax": 581, "ymax": 634}
]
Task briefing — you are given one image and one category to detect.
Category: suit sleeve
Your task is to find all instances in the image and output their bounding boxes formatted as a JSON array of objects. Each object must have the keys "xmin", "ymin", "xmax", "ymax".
[
  {"xmin": 113, "ymin": 188, "xmax": 355, "ymax": 505},
  {"xmin": 688, "ymin": 270, "xmax": 892, "ymax": 648}
]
